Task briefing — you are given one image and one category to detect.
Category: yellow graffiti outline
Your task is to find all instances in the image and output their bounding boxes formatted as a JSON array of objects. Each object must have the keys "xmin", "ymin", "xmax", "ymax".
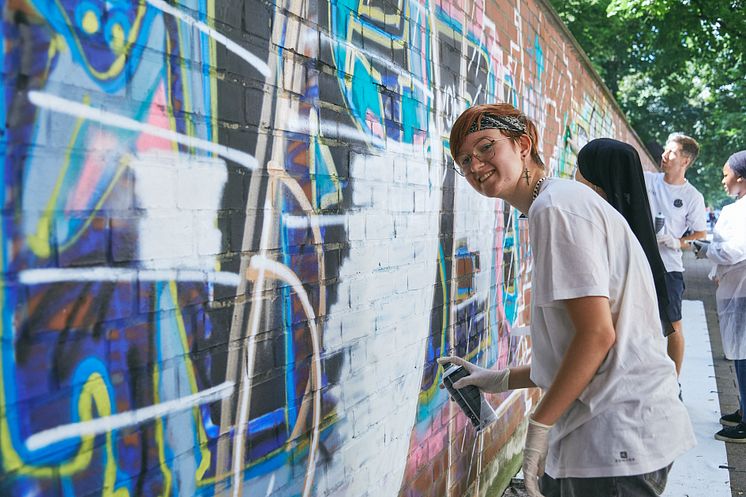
[
  {"xmin": 26, "ymin": 94, "xmax": 130, "ymax": 258},
  {"xmin": 164, "ymin": 30, "xmax": 182, "ymax": 156},
  {"xmin": 152, "ymin": 314, "xmax": 174, "ymax": 497},
  {"xmin": 175, "ymin": 20, "xmax": 197, "ymax": 142},
  {"xmin": 47, "ymin": 33, "xmax": 64, "ymax": 70},
  {"xmin": 58, "ymin": 156, "xmax": 129, "ymax": 252},
  {"xmin": 418, "ymin": 247, "xmax": 450, "ymax": 404},
  {"xmin": 355, "ymin": 0, "xmax": 406, "ymax": 27},
  {"xmin": 76, "ymin": 373, "xmax": 130, "ymax": 497},
  {"xmin": 150, "ymin": 26, "xmax": 217, "ymax": 483},
  {"xmin": 195, "ymin": 409, "xmax": 340, "ymax": 486},
  {"xmin": 51, "ymin": 0, "xmax": 148, "ymax": 81},
  {"xmin": 167, "ymin": 281, "xmax": 211, "ymax": 481},
  {"xmin": 150, "ymin": 282, "xmax": 213, "ymax": 494},
  {"xmin": 0, "ymin": 354, "xmax": 130, "ymax": 488},
  {"xmin": 208, "ymin": 0, "xmax": 218, "ymax": 149},
  {"xmin": 309, "ymin": 114, "xmax": 343, "ymax": 210},
  {"xmin": 350, "ymin": 9, "xmax": 397, "ymax": 47},
  {"xmin": 1, "ymin": 0, "xmax": 220, "ymax": 486},
  {"xmin": 26, "ymin": 100, "xmax": 87, "ymax": 258},
  {"xmin": 325, "ymin": 6, "xmax": 386, "ymax": 143}
]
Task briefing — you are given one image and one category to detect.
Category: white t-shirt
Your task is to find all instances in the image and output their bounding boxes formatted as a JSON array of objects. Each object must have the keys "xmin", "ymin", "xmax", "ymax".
[
  {"xmin": 528, "ymin": 178, "xmax": 695, "ymax": 478},
  {"xmin": 644, "ymin": 172, "xmax": 707, "ymax": 272}
]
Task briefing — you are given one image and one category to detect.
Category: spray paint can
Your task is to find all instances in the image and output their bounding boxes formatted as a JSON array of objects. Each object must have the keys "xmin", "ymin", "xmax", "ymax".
[
  {"xmin": 654, "ymin": 213, "xmax": 666, "ymax": 234},
  {"xmin": 442, "ymin": 364, "xmax": 497, "ymax": 432}
]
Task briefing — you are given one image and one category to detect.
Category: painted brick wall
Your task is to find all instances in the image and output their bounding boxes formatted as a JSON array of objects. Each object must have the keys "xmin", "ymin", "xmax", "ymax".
[{"xmin": 0, "ymin": 1, "xmax": 653, "ymax": 496}]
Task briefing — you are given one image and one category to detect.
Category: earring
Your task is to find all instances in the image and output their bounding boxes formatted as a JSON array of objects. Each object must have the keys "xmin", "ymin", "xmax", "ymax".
[{"xmin": 522, "ymin": 167, "xmax": 531, "ymax": 185}]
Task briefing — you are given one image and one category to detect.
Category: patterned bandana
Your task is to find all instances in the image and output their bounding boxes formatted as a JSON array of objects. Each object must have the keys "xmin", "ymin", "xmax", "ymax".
[{"xmin": 467, "ymin": 114, "xmax": 526, "ymax": 134}]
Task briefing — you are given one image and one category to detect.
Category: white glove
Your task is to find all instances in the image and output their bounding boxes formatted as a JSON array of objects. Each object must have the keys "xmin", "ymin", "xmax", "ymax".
[
  {"xmin": 437, "ymin": 356, "xmax": 510, "ymax": 393},
  {"xmin": 656, "ymin": 233, "xmax": 680, "ymax": 250},
  {"xmin": 693, "ymin": 240, "xmax": 710, "ymax": 259},
  {"xmin": 523, "ymin": 417, "xmax": 552, "ymax": 497}
]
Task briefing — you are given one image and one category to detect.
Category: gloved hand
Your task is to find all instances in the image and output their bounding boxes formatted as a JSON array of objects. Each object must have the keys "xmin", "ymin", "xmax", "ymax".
[
  {"xmin": 656, "ymin": 233, "xmax": 680, "ymax": 250},
  {"xmin": 437, "ymin": 356, "xmax": 510, "ymax": 393},
  {"xmin": 523, "ymin": 417, "xmax": 552, "ymax": 497},
  {"xmin": 693, "ymin": 240, "xmax": 710, "ymax": 259}
]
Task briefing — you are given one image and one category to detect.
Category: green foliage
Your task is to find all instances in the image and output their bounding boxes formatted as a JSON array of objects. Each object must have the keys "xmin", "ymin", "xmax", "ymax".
[{"xmin": 549, "ymin": 0, "xmax": 746, "ymax": 205}]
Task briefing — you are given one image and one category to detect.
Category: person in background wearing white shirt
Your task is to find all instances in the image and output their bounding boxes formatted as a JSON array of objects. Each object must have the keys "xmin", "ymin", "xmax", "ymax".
[
  {"xmin": 694, "ymin": 150, "xmax": 746, "ymax": 443},
  {"xmin": 644, "ymin": 134, "xmax": 707, "ymax": 378},
  {"xmin": 439, "ymin": 104, "xmax": 694, "ymax": 497}
]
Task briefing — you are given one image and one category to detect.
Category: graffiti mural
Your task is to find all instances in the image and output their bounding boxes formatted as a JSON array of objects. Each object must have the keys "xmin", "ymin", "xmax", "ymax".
[{"xmin": 0, "ymin": 0, "xmax": 655, "ymax": 496}]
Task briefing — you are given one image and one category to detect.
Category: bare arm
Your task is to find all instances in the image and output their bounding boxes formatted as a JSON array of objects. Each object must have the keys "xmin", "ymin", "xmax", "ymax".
[
  {"xmin": 531, "ymin": 296, "xmax": 616, "ymax": 426},
  {"xmin": 680, "ymin": 229, "xmax": 707, "ymax": 249},
  {"xmin": 507, "ymin": 365, "xmax": 535, "ymax": 389}
]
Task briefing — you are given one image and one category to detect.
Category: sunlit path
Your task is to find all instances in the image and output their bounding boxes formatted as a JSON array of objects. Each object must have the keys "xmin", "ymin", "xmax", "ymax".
[{"xmin": 663, "ymin": 300, "xmax": 730, "ymax": 497}]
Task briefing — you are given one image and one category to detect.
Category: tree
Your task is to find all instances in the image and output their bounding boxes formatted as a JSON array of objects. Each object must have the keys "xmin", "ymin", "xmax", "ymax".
[{"xmin": 549, "ymin": 0, "xmax": 746, "ymax": 207}]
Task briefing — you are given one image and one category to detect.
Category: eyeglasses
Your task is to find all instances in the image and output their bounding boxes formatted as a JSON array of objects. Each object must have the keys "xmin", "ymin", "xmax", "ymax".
[{"xmin": 453, "ymin": 137, "xmax": 511, "ymax": 177}]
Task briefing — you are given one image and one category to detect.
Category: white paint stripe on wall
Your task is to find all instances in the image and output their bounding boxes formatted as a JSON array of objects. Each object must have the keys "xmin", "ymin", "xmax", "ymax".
[
  {"xmin": 18, "ymin": 268, "xmax": 241, "ymax": 287},
  {"xmin": 147, "ymin": 0, "xmax": 271, "ymax": 78},
  {"xmin": 25, "ymin": 381, "xmax": 235, "ymax": 451},
  {"xmin": 248, "ymin": 255, "xmax": 322, "ymax": 497},
  {"xmin": 282, "ymin": 214, "xmax": 347, "ymax": 229},
  {"xmin": 27, "ymin": 91, "xmax": 258, "ymax": 170},
  {"xmin": 287, "ymin": 117, "xmax": 386, "ymax": 149}
]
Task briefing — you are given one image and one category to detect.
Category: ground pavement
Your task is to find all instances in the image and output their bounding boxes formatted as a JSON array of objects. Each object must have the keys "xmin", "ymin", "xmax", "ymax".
[{"xmin": 502, "ymin": 253, "xmax": 745, "ymax": 497}]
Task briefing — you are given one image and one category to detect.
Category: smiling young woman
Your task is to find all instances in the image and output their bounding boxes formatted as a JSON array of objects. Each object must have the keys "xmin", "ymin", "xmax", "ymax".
[
  {"xmin": 449, "ymin": 104, "xmax": 546, "ymax": 214},
  {"xmin": 439, "ymin": 104, "xmax": 695, "ymax": 497}
]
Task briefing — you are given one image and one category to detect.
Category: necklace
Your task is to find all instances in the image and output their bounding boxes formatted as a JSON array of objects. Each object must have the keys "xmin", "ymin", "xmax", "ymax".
[{"xmin": 532, "ymin": 176, "xmax": 548, "ymax": 201}]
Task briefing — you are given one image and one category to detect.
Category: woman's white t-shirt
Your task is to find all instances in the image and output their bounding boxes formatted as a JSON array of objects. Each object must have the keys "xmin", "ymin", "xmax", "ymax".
[{"xmin": 528, "ymin": 178, "xmax": 695, "ymax": 478}]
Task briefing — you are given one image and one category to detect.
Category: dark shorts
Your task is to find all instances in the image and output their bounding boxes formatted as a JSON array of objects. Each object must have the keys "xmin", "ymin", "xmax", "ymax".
[
  {"xmin": 540, "ymin": 464, "xmax": 672, "ymax": 497},
  {"xmin": 664, "ymin": 271, "xmax": 685, "ymax": 323}
]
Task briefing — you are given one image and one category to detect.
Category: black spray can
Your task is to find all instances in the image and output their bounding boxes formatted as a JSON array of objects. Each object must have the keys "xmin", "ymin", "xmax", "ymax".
[
  {"xmin": 442, "ymin": 364, "xmax": 497, "ymax": 432},
  {"xmin": 654, "ymin": 213, "xmax": 665, "ymax": 234}
]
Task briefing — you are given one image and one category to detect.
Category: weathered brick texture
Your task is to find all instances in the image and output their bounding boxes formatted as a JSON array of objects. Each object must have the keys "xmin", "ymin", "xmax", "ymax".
[{"xmin": 0, "ymin": 0, "xmax": 652, "ymax": 496}]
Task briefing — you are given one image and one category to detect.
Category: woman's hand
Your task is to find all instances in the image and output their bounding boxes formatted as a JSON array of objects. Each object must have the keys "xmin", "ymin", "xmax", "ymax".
[
  {"xmin": 523, "ymin": 417, "xmax": 552, "ymax": 497},
  {"xmin": 437, "ymin": 356, "xmax": 510, "ymax": 393},
  {"xmin": 692, "ymin": 239, "xmax": 710, "ymax": 259}
]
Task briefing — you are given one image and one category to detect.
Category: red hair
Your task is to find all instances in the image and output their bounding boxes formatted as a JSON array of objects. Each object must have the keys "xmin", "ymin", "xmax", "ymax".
[{"xmin": 449, "ymin": 104, "xmax": 544, "ymax": 167}]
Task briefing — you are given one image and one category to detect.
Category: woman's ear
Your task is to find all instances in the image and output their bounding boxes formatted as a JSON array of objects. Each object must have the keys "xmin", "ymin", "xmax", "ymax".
[{"xmin": 518, "ymin": 134, "xmax": 532, "ymax": 159}]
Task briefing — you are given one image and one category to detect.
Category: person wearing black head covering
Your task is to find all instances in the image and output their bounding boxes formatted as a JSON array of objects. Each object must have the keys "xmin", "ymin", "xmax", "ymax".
[{"xmin": 576, "ymin": 138, "xmax": 675, "ymax": 339}]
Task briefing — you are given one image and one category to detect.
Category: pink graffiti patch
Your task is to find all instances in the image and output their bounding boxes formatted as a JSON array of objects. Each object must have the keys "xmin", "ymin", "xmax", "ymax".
[
  {"xmin": 65, "ymin": 131, "xmax": 118, "ymax": 211},
  {"xmin": 136, "ymin": 84, "xmax": 174, "ymax": 152}
]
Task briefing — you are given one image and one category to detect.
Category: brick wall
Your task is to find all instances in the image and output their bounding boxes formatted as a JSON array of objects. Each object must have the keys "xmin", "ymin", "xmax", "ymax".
[{"xmin": 0, "ymin": 0, "xmax": 653, "ymax": 496}]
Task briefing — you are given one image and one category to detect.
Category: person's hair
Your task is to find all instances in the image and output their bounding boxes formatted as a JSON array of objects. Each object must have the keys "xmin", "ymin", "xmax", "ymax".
[
  {"xmin": 449, "ymin": 104, "xmax": 544, "ymax": 167},
  {"xmin": 667, "ymin": 133, "xmax": 700, "ymax": 166},
  {"xmin": 727, "ymin": 150, "xmax": 746, "ymax": 178}
]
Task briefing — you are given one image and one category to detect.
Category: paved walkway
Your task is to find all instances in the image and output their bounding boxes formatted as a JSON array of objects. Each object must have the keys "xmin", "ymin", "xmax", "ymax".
[
  {"xmin": 502, "ymin": 253, "xmax": 746, "ymax": 497},
  {"xmin": 683, "ymin": 255, "xmax": 746, "ymax": 497},
  {"xmin": 662, "ymin": 299, "xmax": 729, "ymax": 496}
]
